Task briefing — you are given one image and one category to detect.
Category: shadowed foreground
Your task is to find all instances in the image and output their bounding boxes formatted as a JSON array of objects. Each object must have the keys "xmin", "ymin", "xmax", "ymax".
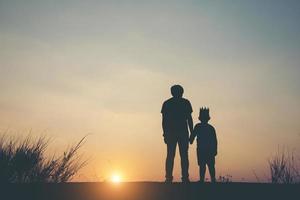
[{"xmin": 1, "ymin": 182, "xmax": 299, "ymax": 200}]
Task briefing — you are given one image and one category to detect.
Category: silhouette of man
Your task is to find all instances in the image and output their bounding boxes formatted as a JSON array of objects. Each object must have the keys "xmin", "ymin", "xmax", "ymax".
[
  {"xmin": 189, "ymin": 107, "xmax": 217, "ymax": 183},
  {"xmin": 161, "ymin": 85, "xmax": 193, "ymax": 183}
]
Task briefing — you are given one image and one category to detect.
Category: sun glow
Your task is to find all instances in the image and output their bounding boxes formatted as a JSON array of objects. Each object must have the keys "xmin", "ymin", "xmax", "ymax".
[{"xmin": 111, "ymin": 174, "xmax": 121, "ymax": 183}]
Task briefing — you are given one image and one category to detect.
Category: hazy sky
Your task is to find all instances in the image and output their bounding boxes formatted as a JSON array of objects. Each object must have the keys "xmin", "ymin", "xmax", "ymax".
[{"xmin": 1, "ymin": 0, "xmax": 300, "ymax": 182}]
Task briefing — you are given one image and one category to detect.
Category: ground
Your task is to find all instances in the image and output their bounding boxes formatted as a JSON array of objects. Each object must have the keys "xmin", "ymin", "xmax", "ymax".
[{"xmin": 1, "ymin": 182, "xmax": 299, "ymax": 200}]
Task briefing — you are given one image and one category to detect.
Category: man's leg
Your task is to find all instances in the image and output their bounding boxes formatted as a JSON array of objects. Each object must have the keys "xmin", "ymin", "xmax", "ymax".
[
  {"xmin": 165, "ymin": 139, "xmax": 177, "ymax": 182},
  {"xmin": 207, "ymin": 157, "xmax": 216, "ymax": 183},
  {"xmin": 178, "ymin": 138, "xmax": 189, "ymax": 182}
]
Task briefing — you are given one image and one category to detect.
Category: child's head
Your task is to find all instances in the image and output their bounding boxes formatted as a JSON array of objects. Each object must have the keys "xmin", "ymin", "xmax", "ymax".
[{"xmin": 199, "ymin": 107, "xmax": 210, "ymax": 123}]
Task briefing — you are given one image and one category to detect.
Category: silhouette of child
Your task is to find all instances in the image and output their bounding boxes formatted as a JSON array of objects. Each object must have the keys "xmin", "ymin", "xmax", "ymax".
[{"xmin": 189, "ymin": 107, "xmax": 217, "ymax": 183}]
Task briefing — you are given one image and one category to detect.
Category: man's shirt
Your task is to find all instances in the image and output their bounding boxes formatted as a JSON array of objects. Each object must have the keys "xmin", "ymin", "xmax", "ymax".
[{"xmin": 161, "ymin": 97, "xmax": 193, "ymax": 137}]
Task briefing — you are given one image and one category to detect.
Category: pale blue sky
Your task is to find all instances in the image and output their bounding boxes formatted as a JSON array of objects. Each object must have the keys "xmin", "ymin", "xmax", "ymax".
[{"xmin": 0, "ymin": 0, "xmax": 299, "ymax": 181}]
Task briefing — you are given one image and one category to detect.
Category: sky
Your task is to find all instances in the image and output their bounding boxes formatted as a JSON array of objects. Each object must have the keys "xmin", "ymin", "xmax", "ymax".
[{"xmin": 0, "ymin": 0, "xmax": 300, "ymax": 182}]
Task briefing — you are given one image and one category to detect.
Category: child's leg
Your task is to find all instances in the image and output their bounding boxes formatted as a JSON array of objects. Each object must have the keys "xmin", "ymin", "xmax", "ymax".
[
  {"xmin": 207, "ymin": 157, "xmax": 216, "ymax": 183},
  {"xmin": 197, "ymin": 151, "xmax": 206, "ymax": 182},
  {"xmin": 199, "ymin": 163, "xmax": 206, "ymax": 182}
]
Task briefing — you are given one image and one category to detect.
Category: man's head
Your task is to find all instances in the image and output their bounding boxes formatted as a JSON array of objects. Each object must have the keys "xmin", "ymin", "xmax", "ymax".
[
  {"xmin": 171, "ymin": 85, "xmax": 184, "ymax": 98},
  {"xmin": 199, "ymin": 107, "xmax": 210, "ymax": 123}
]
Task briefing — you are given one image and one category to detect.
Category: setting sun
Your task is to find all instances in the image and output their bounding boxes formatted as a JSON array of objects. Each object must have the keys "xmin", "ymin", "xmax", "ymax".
[{"xmin": 111, "ymin": 174, "xmax": 121, "ymax": 183}]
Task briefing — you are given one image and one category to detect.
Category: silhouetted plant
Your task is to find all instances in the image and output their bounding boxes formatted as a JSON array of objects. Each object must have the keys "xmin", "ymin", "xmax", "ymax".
[
  {"xmin": 218, "ymin": 174, "xmax": 232, "ymax": 183},
  {"xmin": 0, "ymin": 135, "xmax": 87, "ymax": 183},
  {"xmin": 269, "ymin": 149, "xmax": 299, "ymax": 184}
]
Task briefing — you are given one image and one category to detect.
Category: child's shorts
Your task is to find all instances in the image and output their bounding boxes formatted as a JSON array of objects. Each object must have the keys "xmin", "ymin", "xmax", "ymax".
[{"xmin": 197, "ymin": 151, "xmax": 215, "ymax": 166}]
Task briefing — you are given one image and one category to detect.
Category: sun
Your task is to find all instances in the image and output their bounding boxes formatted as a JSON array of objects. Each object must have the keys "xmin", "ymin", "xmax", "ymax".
[{"xmin": 111, "ymin": 174, "xmax": 121, "ymax": 183}]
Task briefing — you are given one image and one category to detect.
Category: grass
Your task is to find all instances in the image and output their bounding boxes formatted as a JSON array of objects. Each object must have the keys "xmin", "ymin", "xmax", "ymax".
[
  {"xmin": 0, "ymin": 134, "xmax": 87, "ymax": 183},
  {"xmin": 268, "ymin": 148, "xmax": 300, "ymax": 184}
]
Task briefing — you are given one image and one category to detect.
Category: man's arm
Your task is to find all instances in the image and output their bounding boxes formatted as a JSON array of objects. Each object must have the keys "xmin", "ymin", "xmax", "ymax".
[
  {"xmin": 186, "ymin": 100, "xmax": 193, "ymax": 138},
  {"xmin": 161, "ymin": 102, "xmax": 168, "ymax": 143},
  {"xmin": 189, "ymin": 124, "xmax": 196, "ymax": 144},
  {"xmin": 162, "ymin": 113, "xmax": 167, "ymax": 137},
  {"xmin": 187, "ymin": 115, "xmax": 194, "ymax": 144},
  {"xmin": 162, "ymin": 113, "xmax": 168, "ymax": 144},
  {"xmin": 187, "ymin": 114, "xmax": 193, "ymax": 136}
]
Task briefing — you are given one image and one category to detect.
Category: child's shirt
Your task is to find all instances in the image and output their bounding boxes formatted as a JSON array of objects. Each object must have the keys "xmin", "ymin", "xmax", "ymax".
[{"xmin": 190, "ymin": 123, "xmax": 217, "ymax": 156}]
